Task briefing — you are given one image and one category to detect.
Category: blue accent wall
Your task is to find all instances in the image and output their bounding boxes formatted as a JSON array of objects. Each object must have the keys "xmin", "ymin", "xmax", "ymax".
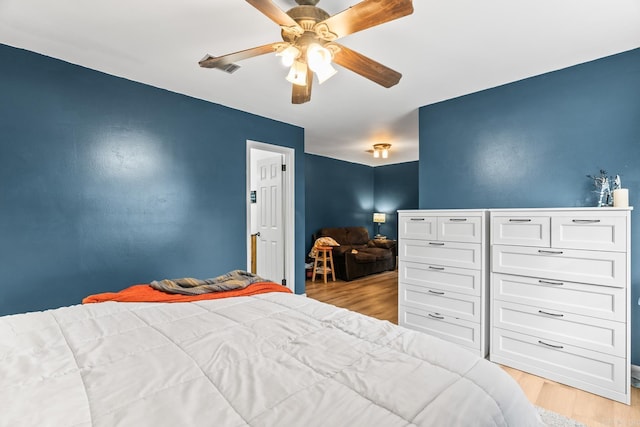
[
  {"xmin": 304, "ymin": 154, "xmax": 373, "ymax": 253},
  {"xmin": 305, "ymin": 155, "xmax": 419, "ymax": 251},
  {"xmin": 0, "ymin": 44, "xmax": 305, "ymax": 315},
  {"xmin": 374, "ymin": 161, "xmax": 419, "ymax": 240},
  {"xmin": 419, "ymin": 48, "xmax": 640, "ymax": 363}
]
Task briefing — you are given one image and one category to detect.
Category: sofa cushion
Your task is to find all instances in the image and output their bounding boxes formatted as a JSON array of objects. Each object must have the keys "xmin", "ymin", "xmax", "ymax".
[
  {"xmin": 353, "ymin": 251, "xmax": 377, "ymax": 263},
  {"xmin": 347, "ymin": 227, "xmax": 370, "ymax": 245},
  {"xmin": 369, "ymin": 239, "xmax": 396, "ymax": 249},
  {"xmin": 351, "ymin": 248, "xmax": 393, "ymax": 264},
  {"xmin": 363, "ymin": 247, "xmax": 393, "ymax": 261},
  {"xmin": 332, "ymin": 246, "xmax": 352, "ymax": 256},
  {"xmin": 318, "ymin": 227, "xmax": 349, "ymax": 245},
  {"xmin": 333, "ymin": 245, "xmax": 368, "ymax": 256}
]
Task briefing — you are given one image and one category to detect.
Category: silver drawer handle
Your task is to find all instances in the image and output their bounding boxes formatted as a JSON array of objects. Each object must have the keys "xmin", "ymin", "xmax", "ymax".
[
  {"xmin": 509, "ymin": 218, "xmax": 532, "ymax": 222},
  {"xmin": 449, "ymin": 218, "xmax": 467, "ymax": 222},
  {"xmin": 572, "ymin": 219, "xmax": 601, "ymax": 224},
  {"xmin": 539, "ymin": 279, "xmax": 564, "ymax": 286},
  {"xmin": 428, "ymin": 290, "xmax": 445, "ymax": 295},
  {"xmin": 538, "ymin": 310, "xmax": 564, "ymax": 317},
  {"xmin": 538, "ymin": 250, "xmax": 563, "ymax": 255},
  {"xmin": 538, "ymin": 340, "xmax": 564, "ymax": 349},
  {"xmin": 410, "ymin": 218, "xmax": 425, "ymax": 221},
  {"xmin": 429, "ymin": 242, "xmax": 445, "ymax": 246},
  {"xmin": 428, "ymin": 313, "xmax": 444, "ymax": 320},
  {"xmin": 428, "ymin": 266, "xmax": 445, "ymax": 271}
]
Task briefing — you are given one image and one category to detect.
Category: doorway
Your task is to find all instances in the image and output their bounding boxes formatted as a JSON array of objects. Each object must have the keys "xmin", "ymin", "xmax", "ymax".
[{"xmin": 246, "ymin": 140, "xmax": 295, "ymax": 292}]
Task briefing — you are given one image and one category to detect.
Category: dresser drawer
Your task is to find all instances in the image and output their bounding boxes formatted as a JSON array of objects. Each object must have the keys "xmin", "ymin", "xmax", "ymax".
[
  {"xmin": 400, "ymin": 261, "xmax": 481, "ymax": 296},
  {"xmin": 493, "ymin": 300, "xmax": 625, "ymax": 356},
  {"xmin": 400, "ymin": 283, "xmax": 481, "ymax": 322},
  {"xmin": 399, "ymin": 305, "xmax": 480, "ymax": 351},
  {"xmin": 492, "ymin": 215, "xmax": 550, "ymax": 247},
  {"xmin": 399, "ymin": 215, "xmax": 437, "ymax": 240},
  {"xmin": 551, "ymin": 214, "xmax": 627, "ymax": 252},
  {"xmin": 400, "ymin": 240, "xmax": 482, "ymax": 270},
  {"xmin": 491, "ymin": 328, "xmax": 626, "ymax": 396},
  {"xmin": 492, "ymin": 273, "xmax": 625, "ymax": 321},
  {"xmin": 438, "ymin": 216, "xmax": 482, "ymax": 243},
  {"xmin": 492, "ymin": 245, "xmax": 626, "ymax": 288}
]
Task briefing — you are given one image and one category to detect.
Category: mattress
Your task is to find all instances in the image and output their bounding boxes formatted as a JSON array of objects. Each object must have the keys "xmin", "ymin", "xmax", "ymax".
[{"xmin": 0, "ymin": 292, "xmax": 542, "ymax": 426}]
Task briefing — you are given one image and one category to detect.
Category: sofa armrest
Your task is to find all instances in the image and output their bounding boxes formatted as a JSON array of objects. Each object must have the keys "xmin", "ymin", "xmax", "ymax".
[{"xmin": 369, "ymin": 239, "xmax": 396, "ymax": 249}]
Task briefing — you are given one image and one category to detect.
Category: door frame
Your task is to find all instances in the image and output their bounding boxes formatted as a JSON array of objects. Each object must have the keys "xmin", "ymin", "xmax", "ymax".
[{"xmin": 246, "ymin": 140, "xmax": 295, "ymax": 293}]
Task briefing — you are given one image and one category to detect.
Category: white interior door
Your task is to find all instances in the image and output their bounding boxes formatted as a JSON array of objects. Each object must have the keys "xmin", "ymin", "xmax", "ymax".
[{"xmin": 256, "ymin": 155, "xmax": 284, "ymax": 283}]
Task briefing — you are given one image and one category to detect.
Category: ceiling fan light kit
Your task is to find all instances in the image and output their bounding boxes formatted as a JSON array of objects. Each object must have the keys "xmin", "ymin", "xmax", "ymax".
[{"xmin": 199, "ymin": 0, "xmax": 414, "ymax": 104}]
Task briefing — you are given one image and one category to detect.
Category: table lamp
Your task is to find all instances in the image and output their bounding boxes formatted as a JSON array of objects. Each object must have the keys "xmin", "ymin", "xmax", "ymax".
[{"xmin": 373, "ymin": 212, "xmax": 386, "ymax": 238}]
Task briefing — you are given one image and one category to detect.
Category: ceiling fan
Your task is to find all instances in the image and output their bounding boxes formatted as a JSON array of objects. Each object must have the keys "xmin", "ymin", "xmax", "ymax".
[{"xmin": 199, "ymin": 0, "xmax": 414, "ymax": 104}]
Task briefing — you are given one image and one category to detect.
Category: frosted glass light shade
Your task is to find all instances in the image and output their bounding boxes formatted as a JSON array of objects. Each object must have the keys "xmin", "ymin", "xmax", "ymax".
[
  {"xmin": 277, "ymin": 45, "xmax": 300, "ymax": 67},
  {"xmin": 314, "ymin": 62, "xmax": 337, "ymax": 84},
  {"xmin": 307, "ymin": 44, "xmax": 331, "ymax": 71},
  {"xmin": 372, "ymin": 143, "xmax": 391, "ymax": 159},
  {"xmin": 286, "ymin": 61, "xmax": 307, "ymax": 86}
]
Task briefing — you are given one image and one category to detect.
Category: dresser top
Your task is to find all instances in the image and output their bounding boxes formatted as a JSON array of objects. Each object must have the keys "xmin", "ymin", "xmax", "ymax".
[
  {"xmin": 399, "ymin": 207, "xmax": 633, "ymax": 213},
  {"xmin": 488, "ymin": 207, "xmax": 633, "ymax": 212},
  {"xmin": 398, "ymin": 209, "xmax": 487, "ymax": 214}
]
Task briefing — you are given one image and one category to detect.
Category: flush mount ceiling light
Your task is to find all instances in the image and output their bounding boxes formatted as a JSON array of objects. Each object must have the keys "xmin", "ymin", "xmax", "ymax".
[
  {"xmin": 199, "ymin": 0, "xmax": 414, "ymax": 104},
  {"xmin": 372, "ymin": 143, "xmax": 391, "ymax": 159}
]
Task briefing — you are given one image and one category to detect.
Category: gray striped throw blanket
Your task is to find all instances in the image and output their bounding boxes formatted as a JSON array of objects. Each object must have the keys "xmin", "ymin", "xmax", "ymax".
[{"xmin": 150, "ymin": 270, "xmax": 267, "ymax": 295}]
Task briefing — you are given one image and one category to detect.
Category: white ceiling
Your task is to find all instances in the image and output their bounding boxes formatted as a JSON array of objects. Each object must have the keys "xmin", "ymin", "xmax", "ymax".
[{"xmin": 1, "ymin": 0, "xmax": 639, "ymax": 166}]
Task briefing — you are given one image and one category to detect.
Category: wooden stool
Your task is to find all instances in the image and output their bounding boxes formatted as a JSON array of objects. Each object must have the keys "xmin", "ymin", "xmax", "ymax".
[{"xmin": 312, "ymin": 246, "xmax": 335, "ymax": 283}]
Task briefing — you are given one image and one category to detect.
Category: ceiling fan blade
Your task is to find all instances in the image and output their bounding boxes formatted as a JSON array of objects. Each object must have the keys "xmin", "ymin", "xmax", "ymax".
[
  {"xmin": 331, "ymin": 43, "xmax": 401, "ymax": 88},
  {"xmin": 315, "ymin": 0, "xmax": 413, "ymax": 40},
  {"xmin": 245, "ymin": 0, "xmax": 303, "ymax": 34},
  {"xmin": 199, "ymin": 43, "xmax": 281, "ymax": 69},
  {"xmin": 292, "ymin": 64, "xmax": 313, "ymax": 104}
]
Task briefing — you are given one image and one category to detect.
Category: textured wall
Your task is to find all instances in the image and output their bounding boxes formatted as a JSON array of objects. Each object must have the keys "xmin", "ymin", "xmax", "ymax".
[
  {"xmin": 374, "ymin": 161, "xmax": 420, "ymax": 240},
  {"xmin": 419, "ymin": 48, "xmax": 640, "ymax": 362},
  {"xmin": 0, "ymin": 44, "xmax": 305, "ymax": 315},
  {"xmin": 304, "ymin": 154, "xmax": 374, "ymax": 253},
  {"xmin": 305, "ymin": 155, "xmax": 419, "ymax": 250}
]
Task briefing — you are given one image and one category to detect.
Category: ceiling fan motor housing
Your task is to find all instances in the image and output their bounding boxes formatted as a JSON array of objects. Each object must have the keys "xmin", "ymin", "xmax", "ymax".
[{"xmin": 286, "ymin": 5, "xmax": 330, "ymax": 32}]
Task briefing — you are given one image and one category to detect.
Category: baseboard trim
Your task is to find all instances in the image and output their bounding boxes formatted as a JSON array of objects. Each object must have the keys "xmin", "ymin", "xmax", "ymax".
[{"xmin": 631, "ymin": 364, "xmax": 640, "ymax": 388}]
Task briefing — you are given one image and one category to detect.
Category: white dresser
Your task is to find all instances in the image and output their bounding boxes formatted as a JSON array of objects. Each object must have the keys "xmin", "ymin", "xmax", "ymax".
[
  {"xmin": 489, "ymin": 207, "xmax": 632, "ymax": 404},
  {"xmin": 398, "ymin": 210, "xmax": 489, "ymax": 357}
]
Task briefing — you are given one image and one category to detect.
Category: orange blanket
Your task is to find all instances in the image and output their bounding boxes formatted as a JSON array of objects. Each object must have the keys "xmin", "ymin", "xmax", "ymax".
[{"xmin": 82, "ymin": 281, "xmax": 291, "ymax": 304}]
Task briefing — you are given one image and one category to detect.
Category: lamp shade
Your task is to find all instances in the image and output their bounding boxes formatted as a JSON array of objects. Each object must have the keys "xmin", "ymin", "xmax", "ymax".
[{"xmin": 373, "ymin": 213, "xmax": 386, "ymax": 223}]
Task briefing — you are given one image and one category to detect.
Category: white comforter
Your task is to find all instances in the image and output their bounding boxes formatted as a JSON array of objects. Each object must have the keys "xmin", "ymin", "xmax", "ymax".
[{"xmin": 0, "ymin": 293, "xmax": 542, "ymax": 426}]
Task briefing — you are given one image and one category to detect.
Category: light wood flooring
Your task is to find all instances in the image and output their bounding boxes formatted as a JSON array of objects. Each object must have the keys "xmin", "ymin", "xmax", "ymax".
[{"xmin": 305, "ymin": 270, "xmax": 640, "ymax": 427}]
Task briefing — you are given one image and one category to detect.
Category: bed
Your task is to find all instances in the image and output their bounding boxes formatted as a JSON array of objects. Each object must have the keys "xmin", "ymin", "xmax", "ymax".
[{"xmin": 1, "ymin": 286, "xmax": 542, "ymax": 426}]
